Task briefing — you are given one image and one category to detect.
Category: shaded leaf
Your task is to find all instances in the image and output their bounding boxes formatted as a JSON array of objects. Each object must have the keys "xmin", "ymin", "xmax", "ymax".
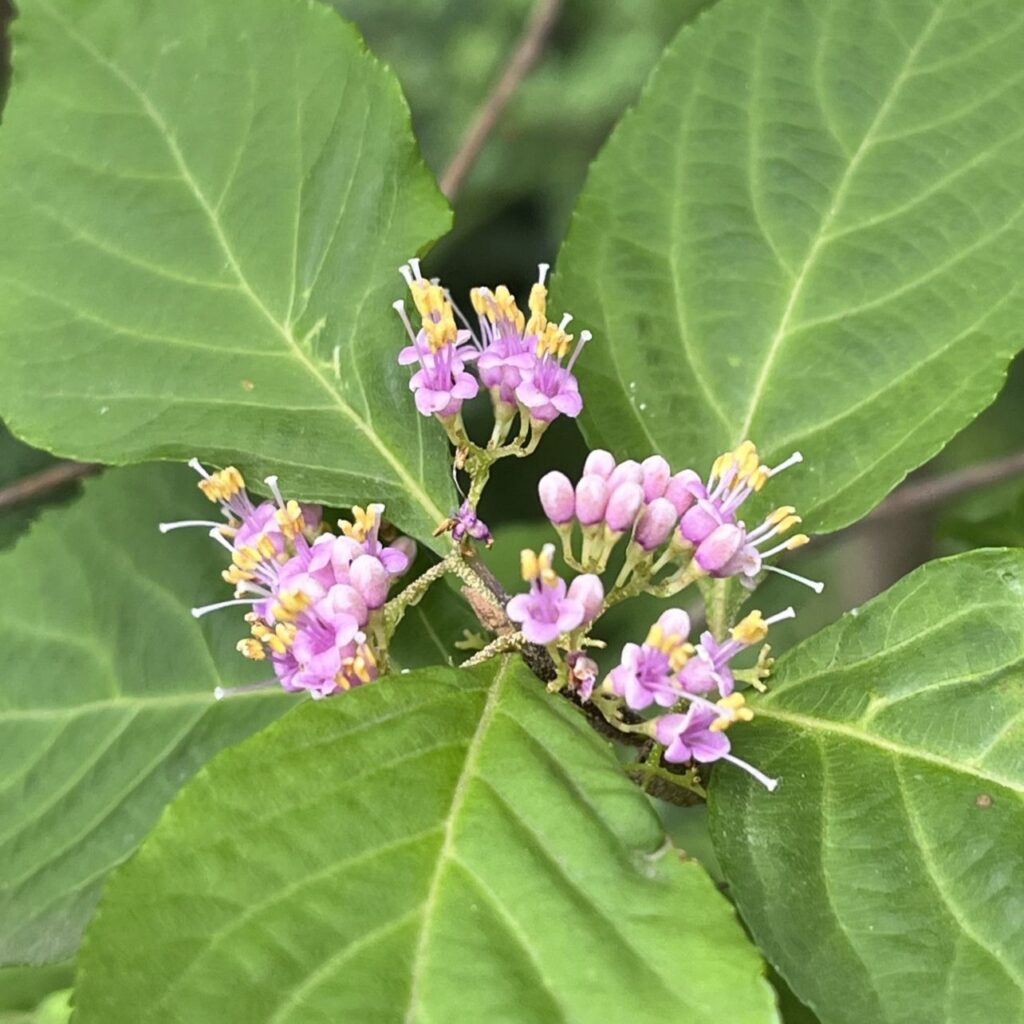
[
  {"xmin": 710, "ymin": 549, "xmax": 1024, "ymax": 1024},
  {"xmin": 0, "ymin": 466, "xmax": 293, "ymax": 966},
  {"xmin": 75, "ymin": 660, "xmax": 777, "ymax": 1024},
  {"xmin": 557, "ymin": 0, "xmax": 1024, "ymax": 532},
  {"xmin": 0, "ymin": 0, "xmax": 452, "ymax": 544}
]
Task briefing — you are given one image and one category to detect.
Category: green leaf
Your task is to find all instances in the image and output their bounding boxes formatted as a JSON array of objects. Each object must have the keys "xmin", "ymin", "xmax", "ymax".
[
  {"xmin": 557, "ymin": 0, "xmax": 1024, "ymax": 532},
  {"xmin": 0, "ymin": 0, "xmax": 453, "ymax": 545},
  {"xmin": 0, "ymin": 965, "xmax": 72, "ymax": 1016},
  {"xmin": 0, "ymin": 466, "xmax": 294, "ymax": 966},
  {"xmin": 75, "ymin": 660, "xmax": 778, "ymax": 1024},
  {"xmin": 709, "ymin": 549, "xmax": 1024, "ymax": 1024}
]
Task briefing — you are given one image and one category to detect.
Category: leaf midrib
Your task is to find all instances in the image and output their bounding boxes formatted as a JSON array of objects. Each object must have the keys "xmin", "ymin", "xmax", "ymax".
[
  {"xmin": 734, "ymin": 0, "xmax": 950, "ymax": 442},
  {"xmin": 36, "ymin": 0, "xmax": 446, "ymax": 527},
  {"xmin": 755, "ymin": 705, "xmax": 1023, "ymax": 797}
]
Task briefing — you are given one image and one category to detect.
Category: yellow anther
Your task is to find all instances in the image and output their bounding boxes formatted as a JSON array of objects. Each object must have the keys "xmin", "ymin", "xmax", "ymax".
[
  {"xmin": 769, "ymin": 506, "xmax": 797, "ymax": 524},
  {"xmin": 233, "ymin": 546, "xmax": 261, "ymax": 572},
  {"xmin": 709, "ymin": 717, "xmax": 730, "ymax": 733},
  {"xmin": 536, "ymin": 322, "xmax": 572, "ymax": 359},
  {"xmin": 223, "ymin": 565, "xmax": 253, "ymax": 585},
  {"xmin": 669, "ymin": 642, "xmax": 695, "ymax": 672},
  {"xmin": 199, "ymin": 466, "xmax": 246, "ymax": 502},
  {"xmin": 257, "ymin": 534, "xmax": 278, "ymax": 559},
  {"xmin": 275, "ymin": 622, "xmax": 297, "ymax": 646},
  {"xmin": 266, "ymin": 634, "xmax": 288, "ymax": 655},
  {"xmin": 520, "ymin": 548, "xmax": 540, "ymax": 581},
  {"xmin": 275, "ymin": 499, "xmax": 304, "ymax": 540},
  {"xmin": 731, "ymin": 610, "xmax": 769, "ymax": 646},
  {"xmin": 787, "ymin": 533, "xmax": 811, "ymax": 550},
  {"xmin": 236, "ymin": 638, "xmax": 266, "ymax": 661},
  {"xmin": 341, "ymin": 505, "xmax": 378, "ymax": 543},
  {"xmin": 470, "ymin": 287, "xmax": 488, "ymax": 317}
]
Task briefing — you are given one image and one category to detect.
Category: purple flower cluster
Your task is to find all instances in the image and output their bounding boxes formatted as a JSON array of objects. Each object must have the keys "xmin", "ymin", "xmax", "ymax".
[
  {"xmin": 595, "ymin": 607, "xmax": 794, "ymax": 790},
  {"xmin": 506, "ymin": 544, "xmax": 603, "ymax": 645},
  {"xmin": 163, "ymin": 463, "xmax": 414, "ymax": 700},
  {"xmin": 538, "ymin": 442, "xmax": 822, "ymax": 591},
  {"xmin": 395, "ymin": 260, "xmax": 589, "ymax": 436}
]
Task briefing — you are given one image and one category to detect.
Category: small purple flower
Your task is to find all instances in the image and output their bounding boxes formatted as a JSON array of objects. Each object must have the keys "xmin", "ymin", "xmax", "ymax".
[
  {"xmin": 340, "ymin": 504, "xmax": 412, "ymax": 577},
  {"xmin": 653, "ymin": 702, "xmax": 779, "ymax": 791},
  {"xmin": 516, "ymin": 342, "xmax": 587, "ymax": 422},
  {"xmin": 607, "ymin": 609, "xmax": 693, "ymax": 711},
  {"xmin": 680, "ymin": 608, "xmax": 795, "ymax": 697},
  {"xmin": 506, "ymin": 545, "xmax": 588, "ymax": 645},
  {"xmin": 567, "ymin": 574, "xmax": 604, "ymax": 624},
  {"xmin": 399, "ymin": 330, "xmax": 480, "ymax": 418},
  {"xmin": 451, "ymin": 501, "xmax": 493, "ymax": 546}
]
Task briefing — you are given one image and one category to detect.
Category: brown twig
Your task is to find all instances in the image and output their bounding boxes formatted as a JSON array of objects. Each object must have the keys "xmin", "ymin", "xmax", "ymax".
[
  {"xmin": 0, "ymin": 460, "xmax": 101, "ymax": 512},
  {"xmin": 439, "ymin": 0, "xmax": 562, "ymax": 201},
  {"xmin": 860, "ymin": 451, "xmax": 1024, "ymax": 526}
]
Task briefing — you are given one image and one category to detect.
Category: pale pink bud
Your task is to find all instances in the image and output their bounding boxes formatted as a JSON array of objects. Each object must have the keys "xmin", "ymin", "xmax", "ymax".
[
  {"xmin": 665, "ymin": 470, "xmax": 705, "ymax": 517},
  {"xmin": 390, "ymin": 536, "xmax": 418, "ymax": 574},
  {"xmin": 538, "ymin": 471, "xmax": 575, "ymax": 525},
  {"xmin": 605, "ymin": 482, "xmax": 644, "ymax": 533},
  {"xmin": 349, "ymin": 554, "xmax": 391, "ymax": 609},
  {"xmin": 695, "ymin": 524, "xmax": 745, "ymax": 573},
  {"xmin": 583, "ymin": 449, "xmax": 616, "ymax": 479},
  {"xmin": 567, "ymin": 574, "xmax": 604, "ymax": 624},
  {"xmin": 634, "ymin": 497, "xmax": 678, "ymax": 551},
  {"xmin": 608, "ymin": 460, "xmax": 643, "ymax": 491},
  {"xmin": 574, "ymin": 475, "xmax": 609, "ymax": 526},
  {"xmin": 641, "ymin": 456, "xmax": 672, "ymax": 502},
  {"xmin": 655, "ymin": 607, "xmax": 691, "ymax": 641}
]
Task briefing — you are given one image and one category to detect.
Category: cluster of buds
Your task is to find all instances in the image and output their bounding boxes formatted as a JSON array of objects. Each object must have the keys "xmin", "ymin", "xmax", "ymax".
[
  {"xmin": 538, "ymin": 442, "xmax": 822, "ymax": 596},
  {"xmin": 395, "ymin": 259, "xmax": 589, "ymax": 452},
  {"xmin": 161, "ymin": 462, "xmax": 414, "ymax": 700},
  {"xmin": 587, "ymin": 607, "xmax": 793, "ymax": 791}
]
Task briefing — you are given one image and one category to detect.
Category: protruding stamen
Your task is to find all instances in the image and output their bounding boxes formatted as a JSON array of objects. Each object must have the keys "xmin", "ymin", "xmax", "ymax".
[
  {"xmin": 188, "ymin": 457, "xmax": 211, "ymax": 479},
  {"xmin": 761, "ymin": 533, "xmax": 810, "ymax": 559},
  {"xmin": 768, "ymin": 451, "xmax": 803, "ymax": 477},
  {"xmin": 393, "ymin": 299, "xmax": 419, "ymax": 343},
  {"xmin": 158, "ymin": 519, "xmax": 227, "ymax": 534},
  {"xmin": 398, "ymin": 263, "xmax": 415, "ymax": 287},
  {"xmin": 764, "ymin": 606, "xmax": 796, "ymax": 627},
  {"xmin": 723, "ymin": 753, "xmax": 779, "ymax": 791},
  {"xmin": 763, "ymin": 564, "xmax": 825, "ymax": 594},
  {"xmin": 408, "ymin": 257, "xmax": 422, "ymax": 279},
  {"xmin": 214, "ymin": 680, "xmax": 279, "ymax": 701},
  {"xmin": 537, "ymin": 263, "xmax": 550, "ymax": 286},
  {"xmin": 264, "ymin": 475, "xmax": 285, "ymax": 510},
  {"xmin": 208, "ymin": 528, "xmax": 236, "ymax": 555},
  {"xmin": 558, "ymin": 312, "xmax": 573, "ymax": 331},
  {"xmin": 191, "ymin": 598, "xmax": 256, "ymax": 619},
  {"xmin": 567, "ymin": 330, "xmax": 591, "ymax": 372}
]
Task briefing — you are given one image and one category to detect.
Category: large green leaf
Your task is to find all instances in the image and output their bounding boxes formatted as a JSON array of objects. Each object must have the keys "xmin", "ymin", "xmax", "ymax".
[
  {"xmin": 557, "ymin": 0, "xmax": 1024, "ymax": 532},
  {"xmin": 74, "ymin": 660, "xmax": 778, "ymax": 1024},
  {"xmin": 709, "ymin": 549, "xmax": 1024, "ymax": 1024},
  {"xmin": 0, "ymin": 0, "xmax": 453, "ymax": 545},
  {"xmin": 0, "ymin": 466, "xmax": 293, "ymax": 966}
]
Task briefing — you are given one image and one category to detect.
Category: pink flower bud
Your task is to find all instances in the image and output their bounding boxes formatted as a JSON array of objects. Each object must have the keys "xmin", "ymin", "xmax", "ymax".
[
  {"xmin": 568, "ymin": 573, "xmax": 604, "ymax": 624},
  {"xmin": 538, "ymin": 471, "xmax": 576, "ymax": 525},
  {"xmin": 655, "ymin": 607, "xmax": 691, "ymax": 641},
  {"xmin": 641, "ymin": 456, "xmax": 672, "ymax": 502},
  {"xmin": 695, "ymin": 524, "xmax": 745, "ymax": 573},
  {"xmin": 583, "ymin": 449, "xmax": 616, "ymax": 479},
  {"xmin": 634, "ymin": 497, "xmax": 678, "ymax": 551},
  {"xmin": 389, "ymin": 537, "xmax": 418, "ymax": 575},
  {"xmin": 665, "ymin": 470, "xmax": 705, "ymax": 517},
  {"xmin": 608, "ymin": 460, "xmax": 643, "ymax": 491},
  {"xmin": 605, "ymin": 482, "xmax": 644, "ymax": 533},
  {"xmin": 680, "ymin": 500, "xmax": 726, "ymax": 544},
  {"xmin": 574, "ymin": 475, "xmax": 609, "ymax": 526},
  {"xmin": 316, "ymin": 583, "xmax": 369, "ymax": 629},
  {"xmin": 349, "ymin": 554, "xmax": 391, "ymax": 609}
]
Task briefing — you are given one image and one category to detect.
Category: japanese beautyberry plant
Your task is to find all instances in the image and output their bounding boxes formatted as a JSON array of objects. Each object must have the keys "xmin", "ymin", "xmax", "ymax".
[{"xmin": 1, "ymin": 0, "xmax": 1023, "ymax": 1023}]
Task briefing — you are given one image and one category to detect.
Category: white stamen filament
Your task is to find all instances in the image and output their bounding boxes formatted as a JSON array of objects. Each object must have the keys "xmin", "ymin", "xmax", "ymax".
[
  {"xmin": 207, "ymin": 528, "xmax": 236, "ymax": 554},
  {"xmin": 751, "ymin": 519, "xmax": 796, "ymax": 548},
  {"xmin": 408, "ymin": 257, "xmax": 422, "ymax": 279},
  {"xmin": 191, "ymin": 598, "xmax": 256, "ymax": 619},
  {"xmin": 214, "ymin": 681, "xmax": 280, "ymax": 701},
  {"xmin": 768, "ymin": 451, "xmax": 803, "ymax": 477},
  {"xmin": 187, "ymin": 457, "xmax": 211, "ymax": 479},
  {"xmin": 398, "ymin": 264, "xmax": 415, "ymax": 287},
  {"xmin": 764, "ymin": 606, "xmax": 796, "ymax": 627},
  {"xmin": 558, "ymin": 312, "xmax": 573, "ymax": 331},
  {"xmin": 567, "ymin": 330, "xmax": 591, "ymax": 372},
  {"xmin": 723, "ymin": 753, "xmax": 779, "ymax": 791},
  {"xmin": 763, "ymin": 564, "xmax": 825, "ymax": 594},
  {"xmin": 234, "ymin": 581, "xmax": 272, "ymax": 598},
  {"xmin": 264, "ymin": 475, "xmax": 285, "ymax": 509},
  {"xmin": 158, "ymin": 519, "xmax": 227, "ymax": 534},
  {"xmin": 537, "ymin": 262, "xmax": 550, "ymax": 286},
  {"xmin": 392, "ymin": 300, "xmax": 418, "ymax": 343}
]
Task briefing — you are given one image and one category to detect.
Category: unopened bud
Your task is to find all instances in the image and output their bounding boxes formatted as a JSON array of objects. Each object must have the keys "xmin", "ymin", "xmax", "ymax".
[
  {"xmin": 538, "ymin": 471, "xmax": 576, "ymax": 525},
  {"xmin": 634, "ymin": 497, "xmax": 678, "ymax": 551},
  {"xmin": 583, "ymin": 449, "xmax": 616, "ymax": 480},
  {"xmin": 574, "ymin": 475, "xmax": 610, "ymax": 527},
  {"xmin": 640, "ymin": 456, "xmax": 672, "ymax": 502},
  {"xmin": 605, "ymin": 482, "xmax": 644, "ymax": 533}
]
